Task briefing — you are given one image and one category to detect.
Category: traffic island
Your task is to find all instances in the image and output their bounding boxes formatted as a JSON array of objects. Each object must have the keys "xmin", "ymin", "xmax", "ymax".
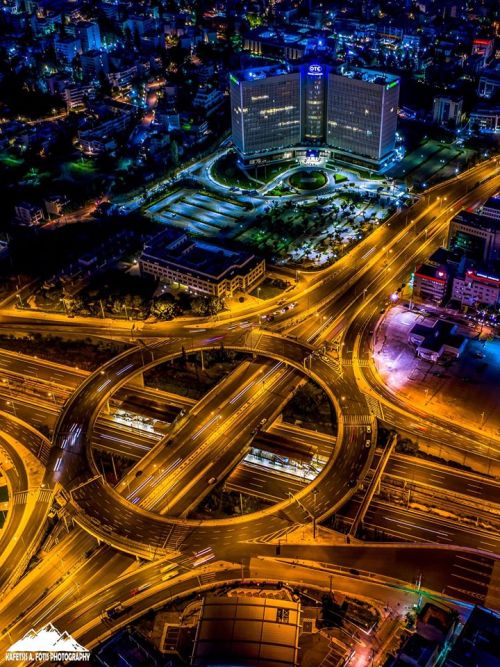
[{"xmin": 289, "ymin": 170, "xmax": 328, "ymax": 191}]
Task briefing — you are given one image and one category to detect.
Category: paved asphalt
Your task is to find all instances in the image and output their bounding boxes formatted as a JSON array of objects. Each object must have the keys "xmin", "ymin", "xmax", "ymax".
[{"xmin": 0, "ymin": 158, "xmax": 499, "ymax": 649}]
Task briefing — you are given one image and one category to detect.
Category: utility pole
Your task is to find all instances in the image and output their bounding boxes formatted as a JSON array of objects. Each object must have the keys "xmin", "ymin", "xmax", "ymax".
[{"xmin": 313, "ymin": 489, "xmax": 318, "ymax": 540}]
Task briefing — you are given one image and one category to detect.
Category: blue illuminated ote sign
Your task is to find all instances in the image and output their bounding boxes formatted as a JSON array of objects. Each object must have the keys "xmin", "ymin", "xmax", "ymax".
[{"xmin": 308, "ymin": 64, "xmax": 324, "ymax": 77}]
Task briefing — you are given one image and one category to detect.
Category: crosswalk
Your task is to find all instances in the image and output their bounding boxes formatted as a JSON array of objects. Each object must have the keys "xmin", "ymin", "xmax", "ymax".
[
  {"xmin": 162, "ymin": 523, "xmax": 192, "ymax": 551},
  {"xmin": 343, "ymin": 414, "xmax": 372, "ymax": 426},
  {"xmin": 250, "ymin": 523, "xmax": 302, "ymax": 544},
  {"xmin": 198, "ymin": 571, "xmax": 217, "ymax": 585},
  {"xmin": 13, "ymin": 487, "xmax": 53, "ymax": 505},
  {"xmin": 342, "ymin": 358, "xmax": 370, "ymax": 367},
  {"xmin": 365, "ymin": 395, "xmax": 385, "ymax": 420}
]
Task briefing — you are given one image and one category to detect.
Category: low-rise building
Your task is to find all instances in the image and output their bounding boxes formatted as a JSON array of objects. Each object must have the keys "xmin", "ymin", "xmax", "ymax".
[
  {"xmin": 54, "ymin": 36, "xmax": 82, "ymax": 63},
  {"xmin": 408, "ymin": 318, "xmax": 467, "ymax": 362},
  {"xmin": 14, "ymin": 202, "xmax": 45, "ymax": 226},
  {"xmin": 63, "ymin": 84, "xmax": 94, "ymax": 110},
  {"xmin": 387, "ymin": 602, "xmax": 457, "ymax": 666},
  {"xmin": 192, "ymin": 595, "xmax": 301, "ymax": 667},
  {"xmin": 470, "ymin": 105, "xmax": 500, "ymax": 134},
  {"xmin": 44, "ymin": 194, "xmax": 68, "ymax": 217},
  {"xmin": 449, "ymin": 209, "xmax": 500, "ymax": 265},
  {"xmin": 432, "ymin": 95, "xmax": 463, "ymax": 127},
  {"xmin": 108, "ymin": 65, "xmax": 139, "ymax": 90},
  {"xmin": 480, "ymin": 194, "xmax": 500, "ymax": 223},
  {"xmin": 139, "ymin": 228, "xmax": 265, "ymax": 298},
  {"xmin": 75, "ymin": 21, "xmax": 101, "ymax": 52},
  {"xmin": 471, "ymin": 38, "xmax": 495, "ymax": 67},
  {"xmin": 478, "ymin": 62, "xmax": 500, "ymax": 99},
  {"xmin": 414, "ymin": 263, "xmax": 449, "ymax": 303},
  {"xmin": 452, "ymin": 269, "xmax": 500, "ymax": 307},
  {"xmin": 192, "ymin": 87, "xmax": 225, "ymax": 115},
  {"xmin": 444, "ymin": 606, "xmax": 500, "ymax": 667},
  {"xmin": 81, "ymin": 49, "xmax": 109, "ymax": 80},
  {"xmin": 78, "ymin": 102, "xmax": 134, "ymax": 155},
  {"xmin": 413, "ymin": 248, "xmax": 461, "ymax": 304}
]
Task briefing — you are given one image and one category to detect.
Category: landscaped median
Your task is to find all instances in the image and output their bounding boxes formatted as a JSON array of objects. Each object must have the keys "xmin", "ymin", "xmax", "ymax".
[{"xmin": 289, "ymin": 170, "xmax": 328, "ymax": 191}]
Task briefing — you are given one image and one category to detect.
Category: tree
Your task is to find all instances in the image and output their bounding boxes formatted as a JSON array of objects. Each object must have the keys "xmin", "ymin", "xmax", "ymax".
[
  {"xmin": 150, "ymin": 300, "xmax": 175, "ymax": 320},
  {"xmin": 191, "ymin": 296, "xmax": 207, "ymax": 316}
]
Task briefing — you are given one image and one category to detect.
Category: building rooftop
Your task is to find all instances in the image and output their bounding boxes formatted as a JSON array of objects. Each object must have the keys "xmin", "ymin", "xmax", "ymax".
[
  {"xmin": 463, "ymin": 269, "xmax": 500, "ymax": 286},
  {"xmin": 452, "ymin": 209, "xmax": 500, "ymax": 232},
  {"xmin": 415, "ymin": 263, "xmax": 448, "ymax": 282},
  {"xmin": 480, "ymin": 62, "xmax": 500, "ymax": 80},
  {"xmin": 417, "ymin": 603, "xmax": 456, "ymax": 643},
  {"xmin": 230, "ymin": 65, "xmax": 295, "ymax": 84},
  {"xmin": 141, "ymin": 228, "xmax": 262, "ymax": 283},
  {"xmin": 335, "ymin": 64, "xmax": 399, "ymax": 86},
  {"xmin": 192, "ymin": 595, "xmax": 301, "ymax": 667},
  {"xmin": 445, "ymin": 606, "xmax": 500, "ymax": 667},
  {"xmin": 482, "ymin": 194, "xmax": 500, "ymax": 213},
  {"xmin": 409, "ymin": 318, "xmax": 466, "ymax": 355}
]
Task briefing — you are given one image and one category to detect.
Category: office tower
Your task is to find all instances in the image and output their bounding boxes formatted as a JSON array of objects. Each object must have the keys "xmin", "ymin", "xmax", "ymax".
[
  {"xmin": 326, "ymin": 66, "xmax": 399, "ymax": 165},
  {"xmin": 230, "ymin": 66, "xmax": 302, "ymax": 158},
  {"xmin": 230, "ymin": 63, "xmax": 399, "ymax": 171}
]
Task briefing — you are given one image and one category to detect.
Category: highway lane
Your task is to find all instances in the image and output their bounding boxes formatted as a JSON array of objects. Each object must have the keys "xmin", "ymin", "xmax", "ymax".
[
  {"xmin": 330, "ymin": 174, "xmax": 500, "ymax": 458},
  {"xmin": 0, "ymin": 155, "xmax": 498, "ymax": 648},
  {"xmin": 0, "ymin": 382, "xmax": 331, "ymax": 475},
  {"xmin": 12, "ymin": 172, "xmax": 500, "ymax": 507},
  {"xmin": 44, "ymin": 331, "xmax": 370, "ymax": 558},
  {"xmin": 21, "ymin": 542, "xmax": 498, "ymax": 654},
  {"xmin": 225, "ymin": 461, "xmax": 307, "ymax": 502},
  {"xmin": 337, "ymin": 496, "xmax": 500, "ymax": 554},
  {"xmin": 0, "ymin": 434, "xmax": 31, "ymax": 590},
  {"xmin": 273, "ymin": 544, "xmax": 497, "ymax": 606},
  {"xmin": 0, "ymin": 540, "xmax": 493, "ymax": 661},
  {"xmin": 0, "ymin": 349, "xmax": 87, "ymax": 389},
  {"xmin": 0, "ymin": 527, "xmax": 98, "ymax": 639},
  {"xmin": 384, "ymin": 454, "xmax": 500, "ymax": 508},
  {"xmin": 0, "ymin": 347, "xmax": 195, "ymax": 419},
  {"xmin": 0, "ymin": 536, "xmax": 132, "ymax": 658},
  {"xmin": 116, "ymin": 359, "xmax": 299, "ymax": 515}
]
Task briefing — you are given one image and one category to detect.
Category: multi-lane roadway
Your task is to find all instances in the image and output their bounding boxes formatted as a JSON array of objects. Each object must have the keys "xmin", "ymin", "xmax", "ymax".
[{"xmin": 0, "ymin": 155, "xmax": 500, "ymax": 656}]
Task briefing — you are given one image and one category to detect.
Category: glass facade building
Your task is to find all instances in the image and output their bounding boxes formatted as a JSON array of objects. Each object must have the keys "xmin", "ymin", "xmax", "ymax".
[
  {"xmin": 230, "ymin": 66, "xmax": 302, "ymax": 157},
  {"xmin": 230, "ymin": 63, "xmax": 400, "ymax": 170},
  {"xmin": 326, "ymin": 67, "xmax": 399, "ymax": 161},
  {"xmin": 303, "ymin": 63, "xmax": 326, "ymax": 142}
]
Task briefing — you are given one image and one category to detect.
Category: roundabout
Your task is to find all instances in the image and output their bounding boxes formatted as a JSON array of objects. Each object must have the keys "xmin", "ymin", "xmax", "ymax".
[
  {"xmin": 1, "ymin": 158, "xmax": 500, "ymax": 659},
  {"xmin": 47, "ymin": 330, "xmax": 375, "ymax": 560},
  {"xmin": 289, "ymin": 169, "xmax": 328, "ymax": 191}
]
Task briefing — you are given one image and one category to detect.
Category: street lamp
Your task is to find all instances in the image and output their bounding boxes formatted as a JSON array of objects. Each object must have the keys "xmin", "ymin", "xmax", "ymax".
[{"xmin": 6, "ymin": 401, "xmax": 17, "ymax": 418}]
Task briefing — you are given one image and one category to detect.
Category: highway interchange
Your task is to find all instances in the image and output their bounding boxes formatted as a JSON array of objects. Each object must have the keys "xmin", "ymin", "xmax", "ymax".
[{"xmin": 0, "ymin": 156, "xmax": 500, "ymax": 660}]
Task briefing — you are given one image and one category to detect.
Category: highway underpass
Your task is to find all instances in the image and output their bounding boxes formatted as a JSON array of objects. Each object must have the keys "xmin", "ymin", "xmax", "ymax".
[
  {"xmin": 45, "ymin": 329, "xmax": 374, "ymax": 559},
  {"xmin": 1, "ymin": 157, "xmax": 500, "ymax": 658}
]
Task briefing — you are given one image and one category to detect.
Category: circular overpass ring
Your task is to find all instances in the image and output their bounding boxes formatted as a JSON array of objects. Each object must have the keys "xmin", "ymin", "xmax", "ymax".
[{"xmin": 47, "ymin": 331, "xmax": 373, "ymax": 558}]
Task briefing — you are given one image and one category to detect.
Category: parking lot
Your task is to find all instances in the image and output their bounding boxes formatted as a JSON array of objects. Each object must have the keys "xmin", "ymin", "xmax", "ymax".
[
  {"xmin": 375, "ymin": 305, "xmax": 500, "ymax": 438},
  {"xmin": 146, "ymin": 189, "xmax": 248, "ymax": 236},
  {"xmin": 387, "ymin": 140, "xmax": 475, "ymax": 185}
]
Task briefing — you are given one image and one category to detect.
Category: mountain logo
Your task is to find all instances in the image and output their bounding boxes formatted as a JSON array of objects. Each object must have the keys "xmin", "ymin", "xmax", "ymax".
[{"xmin": 5, "ymin": 624, "xmax": 91, "ymax": 662}]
